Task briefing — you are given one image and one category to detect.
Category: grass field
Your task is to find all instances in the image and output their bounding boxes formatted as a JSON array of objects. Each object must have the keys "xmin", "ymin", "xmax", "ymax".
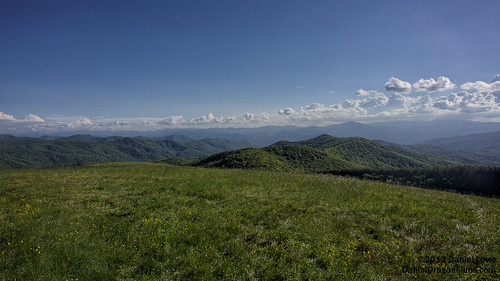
[{"xmin": 1, "ymin": 162, "xmax": 499, "ymax": 280}]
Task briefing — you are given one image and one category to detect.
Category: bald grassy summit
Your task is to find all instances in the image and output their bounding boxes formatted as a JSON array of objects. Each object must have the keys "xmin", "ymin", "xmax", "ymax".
[{"xmin": 1, "ymin": 163, "xmax": 499, "ymax": 280}]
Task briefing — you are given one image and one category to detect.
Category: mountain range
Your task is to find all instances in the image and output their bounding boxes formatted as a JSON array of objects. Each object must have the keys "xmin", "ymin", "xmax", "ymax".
[
  {"xmin": 16, "ymin": 119, "xmax": 500, "ymax": 146},
  {"xmin": 2, "ymin": 119, "xmax": 500, "ymax": 169},
  {"xmin": 405, "ymin": 130, "xmax": 500, "ymax": 166}
]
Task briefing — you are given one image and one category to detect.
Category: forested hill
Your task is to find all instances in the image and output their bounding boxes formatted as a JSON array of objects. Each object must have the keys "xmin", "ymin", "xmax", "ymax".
[
  {"xmin": 194, "ymin": 134, "xmax": 456, "ymax": 172},
  {"xmin": 404, "ymin": 131, "xmax": 500, "ymax": 166},
  {"xmin": 0, "ymin": 134, "xmax": 248, "ymax": 168},
  {"xmin": 418, "ymin": 130, "xmax": 500, "ymax": 151}
]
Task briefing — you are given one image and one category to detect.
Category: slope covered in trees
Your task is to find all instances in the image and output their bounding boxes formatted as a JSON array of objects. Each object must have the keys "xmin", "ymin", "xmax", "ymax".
[
  {"xmin": 194, "ymin": 134, "xmax": 456, "ymax": 172},
  {"xmin": 0, "ymin": 135, "xmax": 248, "ymax": 168},
  {"xmin": 407, "ymin": 131, "xmax": 500, "ymax": 166},
  {"xmin": 327, "ymin": 166, "xmax": 500, "ymax": 197}
]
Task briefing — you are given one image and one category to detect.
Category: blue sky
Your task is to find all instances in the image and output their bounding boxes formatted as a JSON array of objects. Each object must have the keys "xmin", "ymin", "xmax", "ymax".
[{"xmin": 1, "ymin": 0, "xmax": 500, "ymax": 134}]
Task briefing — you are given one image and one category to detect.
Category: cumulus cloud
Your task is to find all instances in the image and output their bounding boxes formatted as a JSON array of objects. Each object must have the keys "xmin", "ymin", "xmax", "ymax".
[
  {"xmin": 0, "ymin": 112, "xmax": 16, "ymax": 121},
  {"xmin": 243, "ymin": 112, "xmax": 254, "ymax": 120},
  {"xmin": 74, "ymin": 117, "xmax": 93, "ymax": 126},
  {"xmin": 2, "ymin": 75, "xmax": 500, "ymax": 134},
  {"xmin": 272, "ymin": 89, "xmax": 500, "ymax": 125},
  {"xmin": 278, "ymin": 108, "xmax": 295, "ymax": 115},
  {"xmin": 433, "ymin": 91, "xmax": 498, "ymax": 113},
  {"xmin": 413, "ymin": 76, "xmax": 456, "ymax": 93},
  {"xmin": 354, "ymin": 89, "xmax": 381, "ymax": 96},
  {"xmin": 275, "ymin": 75, "xmax": 500, "ymax": 124},
  {"xmin": 343, "ymin": 93, "xmax": 389, "ymax": 111},
  {"xmin": 461, "ymin": 80, "xmax": 500, "ymax": 93},
  {"xmin": 21, "ymin": 116, "xmax": 93, "ymax": 133},
  {"xmin": 189, "ymin": 113, "xmax": 225, "ymax": 124},
  {"xmin": 158, "ymin": 115, "xmax": 184, "ymax": 125},
  {"xmin": 24, "ymin": 114, "xmax": 45, "ymax": 122},
  {"xmin": 111, "ymin": 120, "xmax": 129, "ymax": 126},
  {"xmin": 384, "ymin": 77, "xmax": 412, "ymax": 93},
  {"xmin": 0, "ymin": 112, "xmax": 45, "ymax": 122}
]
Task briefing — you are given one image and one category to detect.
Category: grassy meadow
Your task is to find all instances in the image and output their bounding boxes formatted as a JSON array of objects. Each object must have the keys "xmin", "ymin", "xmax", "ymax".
[{"xmin": 1, "ymin": 162, "xmax": 499, "ymax": 280}]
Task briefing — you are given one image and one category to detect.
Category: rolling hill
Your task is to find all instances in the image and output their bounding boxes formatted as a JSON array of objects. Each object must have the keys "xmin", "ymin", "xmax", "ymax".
[
  {"xmin": 194, "ymin": 134, "xmax": 455, "ymax": 172},
  {"xmin": 0, "ymin": 135, "xmax": 249, "ymax": 168}
]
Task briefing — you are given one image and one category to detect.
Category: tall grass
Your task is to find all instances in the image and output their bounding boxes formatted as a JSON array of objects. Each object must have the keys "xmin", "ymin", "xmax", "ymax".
[{"xmin": 1, "ymin": 163, "xmax": 498, "ymax": 280}]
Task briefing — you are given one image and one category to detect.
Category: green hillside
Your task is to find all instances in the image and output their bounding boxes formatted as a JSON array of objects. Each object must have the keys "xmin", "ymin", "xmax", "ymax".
[
  {"xmin": 194, "ymin": 145, "xmax": 348, "ymax": 172},
  {"xmin": 195, "ymin": 134, "xmax": 455, "ymax": 172},
  {"xmin": 0, "ymin": 135, "xmax": 248, "ymax": 168},
  {"xmin": 1, "ymin": 163, "xmax": 498, "ymax": 280}
]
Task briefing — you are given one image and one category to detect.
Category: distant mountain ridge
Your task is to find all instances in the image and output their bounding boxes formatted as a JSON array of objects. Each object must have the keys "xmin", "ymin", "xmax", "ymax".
[
  {"xmin": 147, "ymin": 120, "xmax": 500, "ymax": 146},
  {"xmin": 0, "ymin": 135, "xmax": 249, "ymax": 169},
  {"xmin": 3, "ymin": 122, "xmax": 500, "ymax": 169},
  {"xmin": 418, "ymin": 131, "xmax": 500, "ymax": 152},
  {"xmin": 10, "ymin": 120, "xmax": 500, "ymax": 147},
  {"xmin": 194, "ymin": 134, "xmax": 456, "ymax": 172},
  {"xmin": 406, "ymin": 131, "xmax": 500, "ymax": 166}
]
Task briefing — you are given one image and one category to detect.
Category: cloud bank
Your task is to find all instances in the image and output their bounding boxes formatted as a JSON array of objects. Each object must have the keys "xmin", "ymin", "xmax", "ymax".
[{"xmin": 1, "ymin": 75, "xmax": 499, "ymax": 134}]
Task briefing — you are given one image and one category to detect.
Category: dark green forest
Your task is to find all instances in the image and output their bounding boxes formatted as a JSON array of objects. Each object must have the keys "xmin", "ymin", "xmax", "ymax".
[
  {"xmin": 0, "ymin": 135, "xmax": 247, "ymax": 168},
  {"xmin": 326, "ymin": 166, "xmax": 500, "ymax": 197}
]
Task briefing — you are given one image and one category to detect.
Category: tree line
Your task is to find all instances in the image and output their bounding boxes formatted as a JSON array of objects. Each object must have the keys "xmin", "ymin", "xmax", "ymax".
[{"xmin": 325, "ymin": 165, "xmax": 500, "ymax": 197}]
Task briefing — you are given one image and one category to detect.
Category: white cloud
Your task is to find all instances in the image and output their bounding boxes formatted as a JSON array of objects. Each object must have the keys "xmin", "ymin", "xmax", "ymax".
[
  {"xmin": 111, "ymin": 120, "xmax": 129, "ymax": 126},
  {"xmin": 243, "ymin": 112, "xmax": 254, "ymax": 120},
  {"xmin": 384, "ymin": 77, "xmax": 412, "ymax": 93},
  {"xmin": 0, "ymin": 112, "xmax": 16, "ymax": 121},
  {"xmin": 432, "ymin": 91, "xmax": 499, "ymax": 113},
  {"xmin": 461, "ymin": 80, "xmax": 500, "ymax": 93},
  {"xmin": 0, "ymin": 112, "xmax": 45, "ymax": 122},
  {"xmin": 2, "ymin": 75, "xmax": 500, "ymax": 134},
  {"xmin": 74, "ymin": 117, "xmax": 93, "ymax": 126},
  {"xmin": 22, "ymin": 116, "xmax": 93, "ymax": 133},
  {"xmin": 345, "ymin": 92, "xmax": 389, "ymax": 110},
  {"xmin": 158, "ymin": 115, "xmax": 184, "ymax": 125},
  {"xmin": 273, "ymin": 88, "xmax": 500, "ymax": 125},
  {"xmin": 305, "ymin": 103, "xmax": 326, "ymax": 111},
  {"xmin": 189, "ymin": 113, "xmax": 223, "ymax": 124},
  {"xmin": 24, "ymin": 114, "xmax": 45, "ymax": 122},
  {"xmin": 278, "ymin": 108, "xmax": 295, "ymax": 115},
  {"xmin": 492, "ymin": 74, "xmax": 500, "ymax": 83},
  {"xmin": 355, "ymin": 89, "xmax": 376, "ymax": 96},
  {"xmin": 413, "ymin": 76, "xmax": 456, "ymax": 93}
]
